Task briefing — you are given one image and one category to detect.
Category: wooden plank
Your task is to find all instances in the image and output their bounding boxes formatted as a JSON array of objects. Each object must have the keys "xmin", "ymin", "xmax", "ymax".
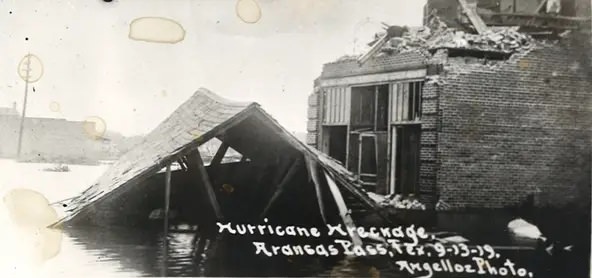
[
  {"xmin": 344, "ymin": 124, "xmax": 350, "ymax": 168},
  {"xmin": 189, "ymin": 150, "xmax": 224, "ymax": 220},
  {"xmin": 260, "ymin": 158, "xmax": 302, "ymax": 218},
  {"xmin": 344, "ymin": 87, "xmax": 351, "ymax": 123},
  {"xmin": 210, "ymin": 142, "xmax": 230, "ymax": 166},
  {"xmin": 319, "ymin": 69, "xmax": 427, "ymax": 88},
  {"xmin": 386, "ymin": 84, "xmax": 392, "ymax": 190},
  {"xmin": 340, "ymin": 87, "xmax": 346, "ymax": 123},
  {"xmin": 411, "ymin": 82, "xmax": 416, "ymax": 121},
  {"xmin": 402, "ymin": 82, "xmax": 409, "ymax": 121},
  {"xmin": 373, "ymin": 86, "xmax": 379, "ymax": 131},
  {"xmin": 389, "ymin": 83, "xmax": 396, "ymax": 123},
  {"xmin": 358, "ymin": 33, "xmax": 389, "ymax": 65},
  {"xmin": 535, "ymin": 0, "xmax": 548, "ymax": 13},
  {"xmin": 305, "ymin": 155, "xmax": 327, "ymax": 224},
  {"xmin": 323, "ymin": 171, "xmax": 362, "ymax": 246},
  {"xmin": 390, "ymin": 128, "xmax": 398, "ymax": 194},
  {"xmin": 458, "ymin": 0, "xmax": 488, "ymax": 34},
  {"xmin": 396, "ymin": 83, "xmax": 404, "ymax": 122},
  {"xmin": 326, "ymin": 89, "xmax": 332, "ymax": 123},
  {"xmin": 337, "ymin": 88, "xmax": 343, "ymax": 123}
]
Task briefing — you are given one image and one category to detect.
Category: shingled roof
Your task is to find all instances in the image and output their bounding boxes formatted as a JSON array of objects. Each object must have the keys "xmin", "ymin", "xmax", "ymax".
[{"xmin": 52, "ymin": 88, "xmax": 380, "ymax": 227}]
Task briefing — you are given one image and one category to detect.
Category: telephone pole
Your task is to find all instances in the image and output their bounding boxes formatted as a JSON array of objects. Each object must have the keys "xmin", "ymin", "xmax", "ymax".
[{"xmin": 16, "ymin": 54, "xmax": 43, "ymax": 159}]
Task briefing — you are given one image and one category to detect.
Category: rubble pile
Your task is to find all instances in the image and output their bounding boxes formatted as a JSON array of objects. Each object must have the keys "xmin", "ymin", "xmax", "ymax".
[
  {"xmin": 427, "ymin": 27, "xmax": 535, "ymax": 53},
  {"xmin": 369, "ymin": 193, "xmax": 427, "ymax": 210},
  {"xmin": 435, "ymin": 199, "xmax": 451, "ymax": 211},
  {"xmin": 378, "ymin": 17, "xmax": 536, "ymax": 55}
]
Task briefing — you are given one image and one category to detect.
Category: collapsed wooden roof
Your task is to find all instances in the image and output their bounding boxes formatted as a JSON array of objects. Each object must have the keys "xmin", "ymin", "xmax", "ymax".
[{"xmin": 52, "ymin": 88, "xmax": 381, "ymax": 227}]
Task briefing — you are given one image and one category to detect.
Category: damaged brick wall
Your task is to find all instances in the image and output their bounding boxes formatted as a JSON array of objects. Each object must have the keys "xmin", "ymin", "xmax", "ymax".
[
  {"xmin": 436, "ymin": 35, "xmax": 592, "ymax": 209},
  {"xmin": 419, "ymin": 49, "xmax": 449, "ymax": 205}
]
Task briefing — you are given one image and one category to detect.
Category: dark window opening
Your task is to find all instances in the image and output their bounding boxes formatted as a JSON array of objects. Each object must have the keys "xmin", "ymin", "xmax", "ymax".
[
  {"xmin": 351, "ymin": 84, "xmax": 389, "ymax": 131},
  {"xmin": 376, "ymin": 85, "xmax": 389, "ymax": 131}
]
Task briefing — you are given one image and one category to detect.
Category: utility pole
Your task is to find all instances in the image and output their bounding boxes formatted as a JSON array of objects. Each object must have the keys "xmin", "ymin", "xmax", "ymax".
[
  {"xmin": 16, "ymin": 53, "xmax": 43, "ymax": 159},
  {"xmin": 16, "ymin": 55, "xmax": 31, "ymax": 158}
]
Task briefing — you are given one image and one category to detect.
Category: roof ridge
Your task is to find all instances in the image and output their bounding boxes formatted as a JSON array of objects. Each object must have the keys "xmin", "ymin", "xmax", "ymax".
[{"xmin": 194, "ymin": 87, "xmax": 256, "ymax": 107}]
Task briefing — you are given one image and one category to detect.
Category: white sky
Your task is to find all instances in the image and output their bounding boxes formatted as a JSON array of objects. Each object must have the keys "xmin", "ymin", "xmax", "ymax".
[{"xmin": 1, "ymin": 0, "xmax": 425, "ymax": 136}]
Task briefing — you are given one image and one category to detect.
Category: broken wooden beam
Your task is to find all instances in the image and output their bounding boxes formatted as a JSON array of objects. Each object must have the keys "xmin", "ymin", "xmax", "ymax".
[
  {"xmin": 260, "ymin": 157, "xmax": 302, "ymax": 219},
  {"xmin": 357, "ymin": 25, "xmax": 408, "ymax": 65},
  {"xmin": 305, "ymin": 155, "xmax": 327, "ymax": 225},
  {"xmin": 535, "ymin": 0, "xmax": 548, "ymax": 14},
  {"xmin": 188, "ymin": 150, "xmax": 224, "ymax": 221},
  {"xmin": 458, "ymin": 0, "xmax": 488, "ymax": 34},
  {"xmin": 358, "ymin": 33, "xmax": 389, "ymax": 65},
  {"xmin": 324, "ymin": 170, "xmax": 362, "ymax": 246}
]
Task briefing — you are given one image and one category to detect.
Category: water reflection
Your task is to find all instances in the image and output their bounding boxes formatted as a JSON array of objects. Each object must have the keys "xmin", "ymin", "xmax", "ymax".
[{"xmin": 42, "ymin": 227, "xmax": 387, "ymax": 277}]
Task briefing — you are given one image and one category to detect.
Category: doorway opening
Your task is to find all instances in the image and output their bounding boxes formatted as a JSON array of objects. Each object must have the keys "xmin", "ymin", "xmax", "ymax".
[
  {"xmin": 390, "ymin": 125, "xmax": 421, "ymax": 195},
  {"xmin": 322, "ymin": 125, "xmax": 347, "ymax": 165}
]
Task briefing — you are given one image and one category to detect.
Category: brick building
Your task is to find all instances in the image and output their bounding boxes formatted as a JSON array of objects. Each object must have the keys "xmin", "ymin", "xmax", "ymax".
[{"xmin": 307, "ymin": 0, "xmax": 591, "ymax": 209}]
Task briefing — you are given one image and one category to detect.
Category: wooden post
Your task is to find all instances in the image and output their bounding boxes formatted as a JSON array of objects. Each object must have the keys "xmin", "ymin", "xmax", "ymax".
[
  {"xmin": 323, "ymin": 171, "xmax": 362, "ymax": 246},
  {"xmin": 164, "ymin": 164, "xmax": 172, "ymax": 231},
  {"xmin": 161, "ymin": 163, "xmax": 172, "ymax": 277},
  {"xmin": 177, "ymin": 159, "xmax": 187, "ymax": 171},
  {"xmin": 189, "ymin": 150, "xmax": 224, "ymax": 220},
  {"xmin": 305, "ymin": 156, "xmax": 327, "ymax": 225},
  {"xmin": 260, "ymin": 158, "xmax": 301, "ymax": 218}
]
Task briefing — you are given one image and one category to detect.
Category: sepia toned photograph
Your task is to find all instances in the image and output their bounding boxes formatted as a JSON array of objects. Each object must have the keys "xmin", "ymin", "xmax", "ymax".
[{"xmin": 0, "ymin": 0, "xmax": 590, "ymax": 277}]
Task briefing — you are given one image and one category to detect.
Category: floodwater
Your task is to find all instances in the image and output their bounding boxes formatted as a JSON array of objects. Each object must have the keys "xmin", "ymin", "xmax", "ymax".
[
  {"xmin": 33, "ymin": 226, "xmax": 395, "ymax": 277},
  {"xmin": 0, "ymin": 159, "xmax": 589, "ymax": 277}
]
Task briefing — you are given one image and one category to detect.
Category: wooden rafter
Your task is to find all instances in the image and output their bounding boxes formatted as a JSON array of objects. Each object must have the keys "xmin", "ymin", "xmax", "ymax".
[{"xmin": 210, "ymin": 142, "xmax": 230, "ymax": 166}]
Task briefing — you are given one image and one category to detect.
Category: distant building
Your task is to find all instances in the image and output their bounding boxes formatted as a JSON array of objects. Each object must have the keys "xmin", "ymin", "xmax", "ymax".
[
  {"xmin": 0, "ymin": 102, "xmax": 19, "ymax": 117},
  {"xmin": 0, "ymin": 104, "xmax": 121, "ymax": 163}
]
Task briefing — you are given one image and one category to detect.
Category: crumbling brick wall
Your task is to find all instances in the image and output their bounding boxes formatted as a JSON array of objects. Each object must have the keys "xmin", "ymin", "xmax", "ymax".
[{"xmin": 436, "ymin": 34, "xmax": 592, "ymax": 209}]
